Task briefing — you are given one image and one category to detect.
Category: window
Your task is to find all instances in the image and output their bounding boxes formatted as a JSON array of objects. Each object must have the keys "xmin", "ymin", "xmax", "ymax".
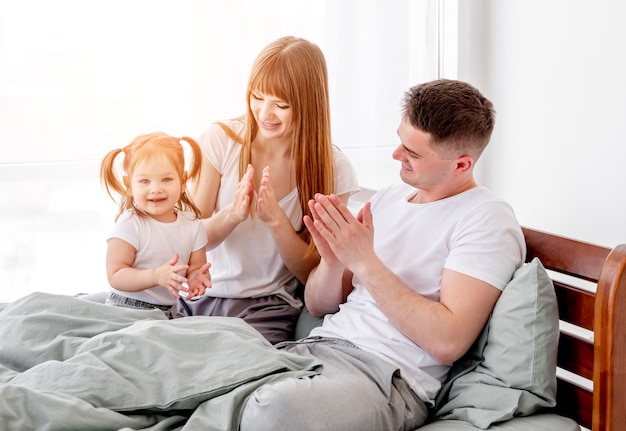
[{"xmin": 0, "ymin": 0, "xmax": 443, "ymax": 302}]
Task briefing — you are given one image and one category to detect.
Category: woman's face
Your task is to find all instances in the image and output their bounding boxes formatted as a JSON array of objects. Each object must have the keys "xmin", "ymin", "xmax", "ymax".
[{"xmin": 249, "ymin": 91, "xmax": 294, "ymax": 141}]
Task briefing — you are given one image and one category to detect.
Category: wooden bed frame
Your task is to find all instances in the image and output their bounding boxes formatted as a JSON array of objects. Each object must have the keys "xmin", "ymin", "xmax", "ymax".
[{"xmin": 522, "ymin": 227, "xmax": 626, "ymax": 431}]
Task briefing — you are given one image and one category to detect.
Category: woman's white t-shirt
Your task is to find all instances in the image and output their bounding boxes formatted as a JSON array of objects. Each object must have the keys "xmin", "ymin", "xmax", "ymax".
[{"xmin": 198, "ymin": 119, "xmax": 359, "ymax": 307}]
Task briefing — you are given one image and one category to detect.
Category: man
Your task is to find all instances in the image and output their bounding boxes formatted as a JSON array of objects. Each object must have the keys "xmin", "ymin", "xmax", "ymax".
[{"xmin": 240, "ymin": 79, "xmax": 526, "ymax": 430}]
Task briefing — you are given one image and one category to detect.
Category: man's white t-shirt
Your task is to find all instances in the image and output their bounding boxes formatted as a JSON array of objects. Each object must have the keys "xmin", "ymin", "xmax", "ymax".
[{"xmin": 312, "ymin": 183, "xmax": 526, "ymax": 403}]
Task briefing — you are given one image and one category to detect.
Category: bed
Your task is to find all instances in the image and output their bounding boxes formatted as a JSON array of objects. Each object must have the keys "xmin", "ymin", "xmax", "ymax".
[{"xmin": 1, "ymin": 226, "xmax": 624, "ymax": 430}]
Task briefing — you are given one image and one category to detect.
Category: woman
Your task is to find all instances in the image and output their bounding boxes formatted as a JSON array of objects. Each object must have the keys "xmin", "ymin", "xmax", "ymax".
[{"xmin": 185, "ymin": 36, "xmax": 359, "ymax": 343}]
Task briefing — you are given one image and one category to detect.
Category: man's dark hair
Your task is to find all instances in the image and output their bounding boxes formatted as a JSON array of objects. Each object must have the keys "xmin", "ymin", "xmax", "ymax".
[{"xmin": 402, "ymin": 79, "xmax": 496, "ymax": 159}]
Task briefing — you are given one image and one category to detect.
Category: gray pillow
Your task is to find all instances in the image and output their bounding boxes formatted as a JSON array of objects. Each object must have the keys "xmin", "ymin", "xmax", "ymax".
[{"xmin": 434, "ymin": 258, "xmax": 559, "ymax": 429}]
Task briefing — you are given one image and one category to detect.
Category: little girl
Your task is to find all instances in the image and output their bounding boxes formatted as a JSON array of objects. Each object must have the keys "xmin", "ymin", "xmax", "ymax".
[{"xmin": 100, "ymin": 132, "xmax": 211, "ymax": 318}]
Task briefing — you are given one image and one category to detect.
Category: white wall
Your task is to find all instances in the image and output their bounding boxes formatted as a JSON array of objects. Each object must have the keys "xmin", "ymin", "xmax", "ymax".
[{"xmin": 457, "ymin": 0, "xmax": 626, "ymax": 248}]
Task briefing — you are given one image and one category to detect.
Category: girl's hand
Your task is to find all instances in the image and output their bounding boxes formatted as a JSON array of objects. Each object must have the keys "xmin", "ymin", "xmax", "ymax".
[
  {"xmin": 186, "ymin": 262, "xmax": 212, "ymax": 299},
  {"xmin": 154, "ymin": 253, "xmax": 189, "ymax": 298}
]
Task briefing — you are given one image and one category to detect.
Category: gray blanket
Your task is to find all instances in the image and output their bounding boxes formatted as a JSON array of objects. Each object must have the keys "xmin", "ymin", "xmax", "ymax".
[{"xmin": 0, "ymin": 293, "xmax": 322, "ymax": 431}]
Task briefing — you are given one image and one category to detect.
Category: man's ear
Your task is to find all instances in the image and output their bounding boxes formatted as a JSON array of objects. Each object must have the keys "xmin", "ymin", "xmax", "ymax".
[{"xmin": 455, "ymin": 156, "xmax": 474, "ymax": 174}]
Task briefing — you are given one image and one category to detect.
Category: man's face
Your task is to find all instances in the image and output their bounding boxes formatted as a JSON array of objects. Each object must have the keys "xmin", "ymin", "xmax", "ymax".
[{"xmin": 391, "ymin": 117, "xmax": 457, "ymax": 192}]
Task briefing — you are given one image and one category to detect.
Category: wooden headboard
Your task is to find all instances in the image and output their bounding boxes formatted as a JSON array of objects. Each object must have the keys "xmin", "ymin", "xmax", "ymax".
[{"xmin": 522, "ymin": 227, "xmax": 626, "ymax": 431}]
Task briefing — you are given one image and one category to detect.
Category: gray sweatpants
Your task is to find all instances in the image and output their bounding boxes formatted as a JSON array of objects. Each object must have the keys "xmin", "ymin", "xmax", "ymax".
[{"xmin": 240, "ymin": 337, "xmax": 429, "ymax": 431}]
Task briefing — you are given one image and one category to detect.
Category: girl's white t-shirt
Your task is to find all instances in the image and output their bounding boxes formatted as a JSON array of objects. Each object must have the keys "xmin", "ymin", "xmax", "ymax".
[
  {"xmin": 198, "ymin": 120, "xmax": 359, "ymax": 307},
  {"xmin": 312, "ymin": 182, "xmax": 526, "ymax": 403},
  {"xmin": 107, "ymin": 210, "xmax": 208, "ymax": 306}
]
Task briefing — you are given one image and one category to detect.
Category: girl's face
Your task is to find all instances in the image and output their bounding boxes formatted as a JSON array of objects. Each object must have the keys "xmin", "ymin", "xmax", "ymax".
[
  {"xmin": 127, "ymin": 156, "xmax": 184, "ymax": 222},
  {"xmin": 249, "ymin": 91, "xmax": 294, "ymax": 142}
]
